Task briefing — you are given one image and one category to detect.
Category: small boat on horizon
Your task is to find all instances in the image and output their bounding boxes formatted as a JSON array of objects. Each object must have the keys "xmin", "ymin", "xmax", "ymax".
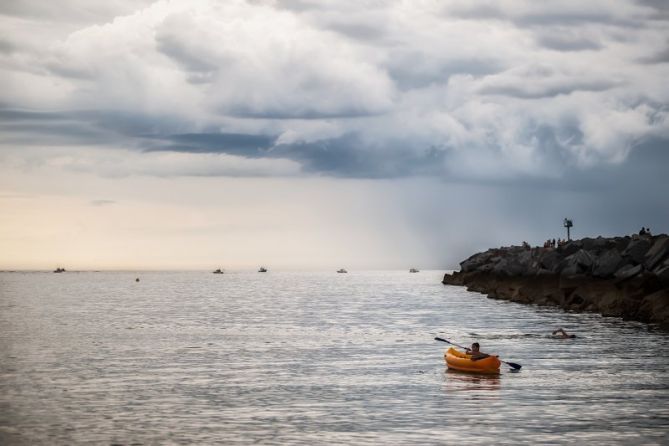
[
  {"xmin": 258, "ymin": 267, "xmax": 268, "ymax": 273},
  {"xmin": 409, "ymin": 268, "xmax": 419, "ymax": 273},
  {"xmin": 53, "ymin": 267, "xmax": 66, "ymax": 273},
  {"xmin": 213, "ymin": 268, "xmax": 224, "ymax": 274},
  {"xmin": 337, "ymin": 268, "xmax": 348, "ymax": 273}
]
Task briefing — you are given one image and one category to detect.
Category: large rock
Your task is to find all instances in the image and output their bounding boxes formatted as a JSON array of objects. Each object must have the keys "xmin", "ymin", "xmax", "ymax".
[
  {"xmin": 559, "ymin": 249, "xmax": 594, "ymax": 277},
  {"xmin": 591, "ymin": 236, "xmax": 617, "ymax": 251},
  {"xmin": 638, "ymin": 289, "xmax": 669, "ymax": 325},
  {"xmin": 654, "ymin": 262, "xmax": 669, "ymax": 285},
  {"xmin": 516, "ymin": 249, "xmax": 537, "ymax": 276},
  {"xmin": 581, "ymin": 237, "xmax": 615, "ymax": 252},
  {"xmin": 598, "ymin": 291, "xmax": 625, "ymax": 317},
  {"xmin": 558, "ymin": 240, "xmax": 583, "ymax": 257},
  {"xmin": 441, "ymin": 233, "xmax": 669, "ymax": 328},
  {"xmin": 460, "ymin": 250, "xmax": 497, "ymax": 272},
  {"xmin": 539, "ymin": 249, "xmax": 561, "ymax": 272},
  {"xmin": 442, "ymin": 271, "xmax": 465, "ymax": 286},
  {"xmin": 614, "ymin": 237, "xmax": 631, "ymax": 252},
  {"xmin": 645, "ymin": 236, "xmax": 669, "ymax": 270},
  {"xmin": 592, "ymin": 249, "xmax": 626, "ymax": 278},
  {"xmin": 614, "ymin": 264, "xmax": 643, "ymax": 281},
  {"xmin": 622, "ymin": 238, "xmax": 652, "ymax": 265},
  {"xmin": 493, "ymin": 258, "xmax": 526, "ymax": 276}
]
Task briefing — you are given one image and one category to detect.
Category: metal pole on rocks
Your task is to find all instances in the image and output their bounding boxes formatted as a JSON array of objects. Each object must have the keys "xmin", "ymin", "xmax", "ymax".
[{"xmin": 563, "ymin": 218, "xmax": 573, "ymax": 241}]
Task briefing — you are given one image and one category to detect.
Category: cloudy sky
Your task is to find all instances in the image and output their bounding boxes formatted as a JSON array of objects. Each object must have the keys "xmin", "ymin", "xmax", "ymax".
[{"xmin": 1, "ymin": 0, "xmax": 668, "ymax": 270}]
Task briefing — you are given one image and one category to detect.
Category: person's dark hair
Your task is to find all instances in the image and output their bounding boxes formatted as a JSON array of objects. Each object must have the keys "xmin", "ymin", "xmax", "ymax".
[{"xmin": 472, "ymin": 342, "xmax": 480, "ymax": 349}]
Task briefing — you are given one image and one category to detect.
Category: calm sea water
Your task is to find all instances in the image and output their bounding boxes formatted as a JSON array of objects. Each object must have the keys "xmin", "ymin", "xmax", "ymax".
[{"xmin": 1, "ymin": 271, "xmax": 668, "ymax": 445}]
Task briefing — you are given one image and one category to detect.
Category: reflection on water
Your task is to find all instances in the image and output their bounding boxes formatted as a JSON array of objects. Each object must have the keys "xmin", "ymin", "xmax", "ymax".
[
  {"xmin": 442, "ymin": 369, "xmax": 501, "ymax": 394},
  {"xmin": 0, "ymin": 271, "xmax": 668, "ymax": 445}
]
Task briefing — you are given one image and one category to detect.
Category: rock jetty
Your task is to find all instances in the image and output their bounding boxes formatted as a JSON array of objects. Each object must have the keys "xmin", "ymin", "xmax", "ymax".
[{"xmin": 442, "ymin": 234, "xmax": 669, "ymax": 328}]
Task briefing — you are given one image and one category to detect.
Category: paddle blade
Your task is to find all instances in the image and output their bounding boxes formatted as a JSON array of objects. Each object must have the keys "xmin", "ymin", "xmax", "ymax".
[
  {"xmin": 434, "ymin": 337, "xmax": 449, "ymax": 343},
  {"xmin": 505, "ymin": 361, "xmax": 522, "ymax": 370}
]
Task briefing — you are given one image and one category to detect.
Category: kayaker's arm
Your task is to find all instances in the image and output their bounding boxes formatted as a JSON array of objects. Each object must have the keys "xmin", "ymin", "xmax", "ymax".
[{"xmin": 465, "ymin": 342, "xmax": 492, "ymax": 361}]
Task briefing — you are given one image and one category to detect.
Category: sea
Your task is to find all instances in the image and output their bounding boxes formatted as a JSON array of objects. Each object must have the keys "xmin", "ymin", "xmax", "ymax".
[{"xmin": 1, "ymin": 270, "xmax": 668, "ymax": 445}]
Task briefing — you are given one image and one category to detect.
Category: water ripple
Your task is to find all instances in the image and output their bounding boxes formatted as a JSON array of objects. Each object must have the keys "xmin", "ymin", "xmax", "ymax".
[{"xmin": 1, "ymin": 271, "xmax": 668, "ymax": 445}]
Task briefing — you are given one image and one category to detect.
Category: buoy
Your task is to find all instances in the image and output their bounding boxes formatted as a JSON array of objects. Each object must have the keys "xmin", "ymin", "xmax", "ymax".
[{"xmin": 135, "ymin": 278, "xmax": 140, "ymax": 282}]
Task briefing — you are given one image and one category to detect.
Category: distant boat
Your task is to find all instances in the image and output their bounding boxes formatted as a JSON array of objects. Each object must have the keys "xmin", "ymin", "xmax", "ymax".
[
  {"xmin": 409, "ymin": 268, "xmax": 419, "ymax": 273},
  {"xmin": 258, "ymin": 267, "xmax": 268, "ymax": 272},
  {"xmin": 213, "ymin": 268, "xmax": 224, "ymax": 274},
  {"xmin": 337, "ymin": 268, "xmax": 348, "ymax": 273},
  {"xmin": 53, "ymin": 267, "xmax": 66, "ymax": 273}
]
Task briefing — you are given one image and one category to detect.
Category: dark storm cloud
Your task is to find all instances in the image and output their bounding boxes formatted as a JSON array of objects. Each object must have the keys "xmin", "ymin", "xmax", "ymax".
[
  {"xmin": 79, "ymin": 110, "xmax": 187, "ymax": 138},
  {"xmin": 0, "ymin": 0, "xmax": 155, "ymax": 24},
  {"xmin": 155, "ymin": 34, "xmax": 218, "ymax": 76},
  {"xmin": 145, "ymin": 132, "xmax": 445, "ymax": 179},
  {"xmin": 220, "ymin": 106, "xmax": 385, "ymax": 121},
  {"xmin": 534, "ymin": 34, "xmax": 603, "ymax": 52},
  {"xmin": 0, "ymin": 107, "xmax": 180, "ymax": 147},
  {"xmin": 474, "ymin": 136, "xmax": 669, "ymax": 194},
  {"xmin": 479, "ymin": 79, "xmax": 619, "ymax": 99},
  {"xmin": 639, "ymin": 46, "xmax": 669, "ymax": 64},
  {"xmin": 0, "ymin": 0, "xmax": 667, "ymax": 185},
  {"xmin": 0, "ymin": 105, "xmax": 279, "ymax": 158},
  {"xmin": 635, "ymin": 0, "xmax": 669, "ymax": 20},
  {"xmin": 324, "ymin": 21, "xmax": 389, "ymax": 42},
  {"xmin": 0, "ymin": 107, "xmax": 122, "ymax": 146},
  {"xmin": 0, "ymin": 39, "xmax": 17, "ymax": 55},
  {"xmin": 0, "ymin": 122, "xmax": 111, "ymax": 146},
  {"xmin": 386, "ymin": 55, "xmax": 503, "ymax": 90},
  {"xmin": 273, "ymin": 135, "xmax": 446, "ymax": 178},
  {"xmin": 537, "ymin": 137, "xmax": 669, "ymax": 234},
  {"xmin": 148, "ymin": 132, "xmax": 276, "ymax": 155},
  {"xmin": 595, "ymin": 138, "xmax": 669, "ymax": 193},
  {"xmin": 0, "ymin": 108, "xmax": 71, "ymax": 122},
  {"xmin": 448, "ymin": 3, "xmax": 646, "ymax": 28},
  {"xmin": 514, "ymin": 12, "xmax": 639, "ymax": 28},
  {"xmin": 0, "ymin": 106, "xmax": 216, "ymax": 141}
]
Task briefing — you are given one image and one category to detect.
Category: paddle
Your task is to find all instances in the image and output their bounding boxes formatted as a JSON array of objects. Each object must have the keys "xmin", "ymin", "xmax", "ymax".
[{"xmin": 434, "ymin": 336, "xmax": 522, "ymax": 370}]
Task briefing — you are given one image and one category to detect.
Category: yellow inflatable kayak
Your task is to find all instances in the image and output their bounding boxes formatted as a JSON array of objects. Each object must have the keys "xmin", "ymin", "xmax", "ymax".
[{"xmin": 444, "ymin": 347, "xmax": 501, "ymax": 374}]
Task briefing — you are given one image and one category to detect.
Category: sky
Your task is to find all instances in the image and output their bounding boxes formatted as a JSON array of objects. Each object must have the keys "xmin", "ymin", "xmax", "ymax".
[{"xmin": 1, "ymin": 0, "xmax": 668, "ymax": 270}]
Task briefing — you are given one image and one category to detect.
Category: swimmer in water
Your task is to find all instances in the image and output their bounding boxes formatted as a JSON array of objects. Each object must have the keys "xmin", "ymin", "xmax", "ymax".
[{"xmin": 552, "ymin": 328, "xmax": 576, "ymax": 339}]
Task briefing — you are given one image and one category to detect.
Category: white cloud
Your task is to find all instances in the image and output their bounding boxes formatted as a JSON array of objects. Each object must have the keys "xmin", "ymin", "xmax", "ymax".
[{"xmin": 0, "ymin": 0, "xmax": 667, "ymax": 181}]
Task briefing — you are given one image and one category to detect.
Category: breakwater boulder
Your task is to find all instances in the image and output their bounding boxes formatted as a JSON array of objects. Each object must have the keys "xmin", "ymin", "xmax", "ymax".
[{"xmin": 443, "ymin": 235, "xmax": 669, "ymax": 327}]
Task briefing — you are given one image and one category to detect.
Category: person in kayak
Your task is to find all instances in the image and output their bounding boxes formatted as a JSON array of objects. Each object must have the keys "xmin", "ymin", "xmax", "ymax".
[
  {"xmin": 465, "ymin": 342, "xmax": 490, "ymax": 361},
  {"xmin": 552, "ymin": 328, "xmax": 576, "ymax": 338}
]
